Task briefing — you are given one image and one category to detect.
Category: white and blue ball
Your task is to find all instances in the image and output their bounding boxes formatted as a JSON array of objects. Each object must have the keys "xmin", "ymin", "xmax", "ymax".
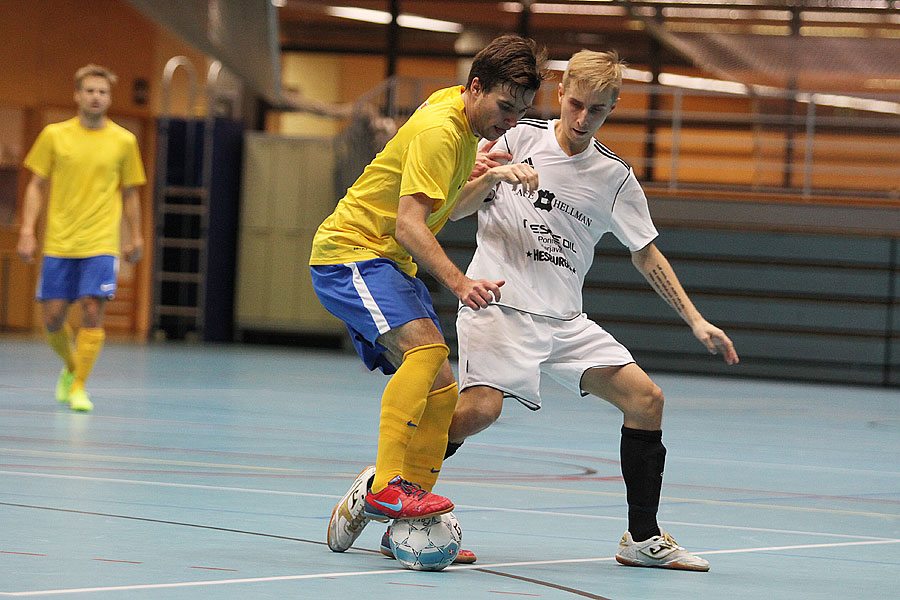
[{"xmin": 389, "ymin": 512, "xmax": 462, "ymax": 571}]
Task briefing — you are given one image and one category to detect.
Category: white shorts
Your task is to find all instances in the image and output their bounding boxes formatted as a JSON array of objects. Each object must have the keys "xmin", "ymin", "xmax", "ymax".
[{"xmin": 456, "ymin": 305, "xmax": 635, "ymax": 410}]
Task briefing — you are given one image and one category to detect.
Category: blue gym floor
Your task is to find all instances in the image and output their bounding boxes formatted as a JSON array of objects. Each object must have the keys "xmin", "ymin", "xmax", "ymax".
[{"xmin": 1, "ymin": 337, "xmax": 898, "ymax": 598}]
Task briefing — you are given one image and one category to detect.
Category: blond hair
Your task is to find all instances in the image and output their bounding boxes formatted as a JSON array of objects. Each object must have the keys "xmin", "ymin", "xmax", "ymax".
[
  {"xmin": 74, "ymin": 64, "xmax": 117, "ymax": 90},
  {"xmin": 562, "ymin": 50, "xmax": 624, "ymax": 96}
]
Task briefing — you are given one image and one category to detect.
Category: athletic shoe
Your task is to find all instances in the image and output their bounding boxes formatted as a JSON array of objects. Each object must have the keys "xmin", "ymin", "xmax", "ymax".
[
  {"xmin": 55, "ymin": 368, "xmax": 75, "ymax": 403},
  {"xmin": 363, "ymin": 476, "xmax": 453, "ymax": 522},
  {"xmin": 327, "ymin": 465, "xmax": 376, "ymax": 552},
  {"xmin": 615, "ymin": 530, "xmax": 709, "ymax": 572},
  {"xmin": 380, "ymin": 526, "xmax": 477, "ymax": 564},
  {"xmin": 67, "ymin": 386, "xmax": 94, "ymax": 412}
]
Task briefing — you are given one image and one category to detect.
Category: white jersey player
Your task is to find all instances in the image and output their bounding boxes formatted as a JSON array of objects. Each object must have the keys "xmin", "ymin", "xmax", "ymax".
[{"xmin": 446, "ymin": 50, "xmax": 739, "ymax": 572}]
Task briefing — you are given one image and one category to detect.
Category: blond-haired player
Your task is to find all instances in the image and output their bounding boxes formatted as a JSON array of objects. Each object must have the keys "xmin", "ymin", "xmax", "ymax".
[
  {"xmin": 18, "ymin": 64, "xmax": 146, "ymax": 412},
  {"xmin": 448, "ymin": 50, "xmax": 738, "ymax": 571}
]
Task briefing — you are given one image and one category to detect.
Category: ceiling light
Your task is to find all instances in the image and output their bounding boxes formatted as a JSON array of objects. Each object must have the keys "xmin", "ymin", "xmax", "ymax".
[
  {"xmin": 500, "ymin": 2, "xmax": 625, "ymax": 15},
  {"xmin": 326, "ymin": 6, "xmax": 462, "ymax": 33}
]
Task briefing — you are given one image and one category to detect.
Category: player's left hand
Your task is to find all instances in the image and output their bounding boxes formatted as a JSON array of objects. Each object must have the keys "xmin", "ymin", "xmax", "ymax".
[
  {"xmin": 469, "ymin": 138, "xmax": 512, "ymax": 181},
  {"xmin": 693, "ymin": 321, "xmax": 739, "ymax": 365},
  {"xmin": 457, "ymin": 277, "xmax": 505, "ymax": 310}
]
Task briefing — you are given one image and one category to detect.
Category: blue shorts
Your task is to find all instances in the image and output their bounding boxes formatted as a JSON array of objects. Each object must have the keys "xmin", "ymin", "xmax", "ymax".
[
  {"xmin": 310, "ymin": 258, "xmax": 442, "ymax": 374},
  {"xmin": 37, "ymin": 255, "xmax": 119, "ymax": 302}
]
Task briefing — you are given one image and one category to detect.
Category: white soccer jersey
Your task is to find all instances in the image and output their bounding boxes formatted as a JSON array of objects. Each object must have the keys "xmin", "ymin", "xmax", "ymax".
[{"xmin": 466, "ymin": 118, "xmax": 658, "ymax": 319}]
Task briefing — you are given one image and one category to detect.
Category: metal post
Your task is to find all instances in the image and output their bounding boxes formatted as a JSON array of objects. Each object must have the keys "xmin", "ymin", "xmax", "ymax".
[
  {"xmin": 519, "ymin": 0, "xmax": 532, "ymax": 38},
  {"xmin": 644, "ymin": 8, "xmax": 664, "ymax": 181},
  {"xmin": 669, "ymin": 88, "xmax": 682, "ymax": 191},
  {"xmin": 802, "ymin": 95, "xmax": 817, "ymax": 198}
]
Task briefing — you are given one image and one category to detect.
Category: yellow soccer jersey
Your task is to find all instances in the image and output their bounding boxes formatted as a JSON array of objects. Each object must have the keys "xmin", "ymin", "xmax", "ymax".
[
  {"xmin": 310, "ymin": 85, "xmax": 478, "ymax": 276},
  {"xmin": 24, "ymin": 117, "xmax": 146, "ymax": 258}
]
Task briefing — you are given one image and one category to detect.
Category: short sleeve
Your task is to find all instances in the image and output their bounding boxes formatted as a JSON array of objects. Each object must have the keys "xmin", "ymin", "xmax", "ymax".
[
  {"xmin": 609, "ymin": 169, "xmax": 658, "ymax": 251},
  {"xmin": 120, "ymin": 135, "xmax": 147, "ymax": 188},
  {"xmin": 399, "ymin": 127, "xmax": 459, "ymax": 212},
  {"xmin": 23, "ymin": 127, "xmax": 55, "ymax": 179}
]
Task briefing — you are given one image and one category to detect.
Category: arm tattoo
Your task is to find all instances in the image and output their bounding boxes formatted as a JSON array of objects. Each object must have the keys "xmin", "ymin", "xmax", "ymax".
[{"xmin": 647, "ymin": 264, "xmax": 686, "ymax": 314}]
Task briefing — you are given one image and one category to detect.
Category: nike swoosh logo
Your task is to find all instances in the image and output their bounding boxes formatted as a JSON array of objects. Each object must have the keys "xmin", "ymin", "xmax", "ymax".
[
  {"xmin": 370, "ymin": 498, "xmax": 403, "ymax": 512},
  {"xmin": 430, "ymin": 468, "xmax": 440, "ymax": 473},
  {"xmin": 407, "ymin": 421, "xmax": 418, "ymax": 427}
]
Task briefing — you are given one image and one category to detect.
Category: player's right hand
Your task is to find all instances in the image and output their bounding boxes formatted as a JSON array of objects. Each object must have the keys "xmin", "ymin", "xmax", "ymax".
[
  {"xmin": 469, "ymin": 138, "xmax": 512, "ymax": 181},
  {"xmin": 458, "ymin": 278, "xmax": 505, "ymax": 310},
  {"xmin": 16, "ymin": 232, "xmax": 37, "ymax": 264}
]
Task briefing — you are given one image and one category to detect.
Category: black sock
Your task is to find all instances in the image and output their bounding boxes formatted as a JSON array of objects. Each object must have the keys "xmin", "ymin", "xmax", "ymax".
[
  {"xmin": 445, "ymin": 440, "xmax": 463, "ymax": 459},
  {"xmin": 620, "ymin": 425, "xmax": 665, "ymax": 542}
]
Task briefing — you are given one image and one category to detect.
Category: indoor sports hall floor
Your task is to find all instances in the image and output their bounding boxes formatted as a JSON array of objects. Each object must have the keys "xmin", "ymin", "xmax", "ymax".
[{"xmin": 1, "ymin": 337, "xmax": 897, "ymax": 599}]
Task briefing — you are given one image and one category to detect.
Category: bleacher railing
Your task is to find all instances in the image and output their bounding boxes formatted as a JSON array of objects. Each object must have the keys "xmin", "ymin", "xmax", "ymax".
[{"xmin": 346, "ymin": 77, "xmax": 900, "ymax": 202}]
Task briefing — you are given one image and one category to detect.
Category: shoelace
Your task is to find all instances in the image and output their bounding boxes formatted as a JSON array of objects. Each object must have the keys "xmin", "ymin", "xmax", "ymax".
[
  {"xmin": 348, "ymin": 510, "xmax": 367, "ymax": 531},
  {"xmin": 659, "ymin": 532, "xmax": 682, "ymax": 549},
  {"xmin": 396, "ymin": 478, "xmax": 428, "ymax": 499}
]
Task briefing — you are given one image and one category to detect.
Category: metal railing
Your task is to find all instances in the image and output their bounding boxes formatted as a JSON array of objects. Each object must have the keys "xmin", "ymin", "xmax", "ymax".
[{"xmin": 342, "ymin": 77, "xmax": 900, "ymax": 201}]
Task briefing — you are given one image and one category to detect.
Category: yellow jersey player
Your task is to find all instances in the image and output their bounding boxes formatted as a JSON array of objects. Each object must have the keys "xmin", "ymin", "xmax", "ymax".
[
  {"xmin": 312, "ymin": 35, "xmax": 546, "ymax": 563},
  {"xmin": 17, "ymin": 64, "xmax": 146, "ymax": 412}
]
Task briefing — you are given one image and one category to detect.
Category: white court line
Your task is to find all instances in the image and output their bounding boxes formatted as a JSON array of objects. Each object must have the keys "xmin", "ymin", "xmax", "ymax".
[
  {"xmin": 1, "ymin": 539, "xmax": 898, "ymax": 597},
  {"xmin": 0, "ymin": 448, "xmax": 308, "ymax": 473},
  {"xmin": 1, "ymin": 470, "xmax": 895, "ymax": 540}
]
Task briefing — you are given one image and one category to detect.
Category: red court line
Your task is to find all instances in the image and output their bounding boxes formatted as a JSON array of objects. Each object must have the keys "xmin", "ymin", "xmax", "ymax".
[
  {"xmin": 190, "ymin": 566, "xmax": 239, "ymax": 572},
  {"xmin": 1, "ymin": 551, "xmax": 45, "ymax": 556},
  {"xmin": 489, "ymin": 592, "xmax": 541, "ymax": 597},
  {"xmin": 388, "ymin": 582, "xmax": 437, "ymax": 588},
  {"xmin": 93, "ymin": 558, "xmax": 143, "ymax": 564}
]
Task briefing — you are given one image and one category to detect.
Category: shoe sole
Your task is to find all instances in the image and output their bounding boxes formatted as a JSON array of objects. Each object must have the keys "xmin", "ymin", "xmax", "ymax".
[
  {"xmin": 364, "ymin": 503, "xmax": 454, "ymax": 523},
  {"xmin": 327, "ymin": 466, "xmax": 375, "ymax": 552},
  {"xmin": 615, "ymin": 554, "xmax": 709, "ymax": 572}
]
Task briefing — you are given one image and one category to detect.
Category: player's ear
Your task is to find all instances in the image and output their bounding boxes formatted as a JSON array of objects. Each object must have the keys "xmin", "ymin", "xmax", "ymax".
[
  {"xmin": 470, "ymin": 77, "xmax": 483, "ymax": 96},
  {"xmin": 557, "ymin": 82, "xmax": 565, "ymax": 104}
]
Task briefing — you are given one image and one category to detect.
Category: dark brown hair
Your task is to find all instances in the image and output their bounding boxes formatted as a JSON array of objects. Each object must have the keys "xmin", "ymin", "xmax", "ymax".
[{"xmin": 466, "ymin": 35, "xmax": 548, "ymax": 98}]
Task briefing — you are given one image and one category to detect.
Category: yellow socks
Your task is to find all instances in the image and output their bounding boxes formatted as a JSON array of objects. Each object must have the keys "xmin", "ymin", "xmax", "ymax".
[
  {"xmin": 46, "ymin": 323, "xmax": 76, "ymax": 373},
  {"xmin": 372, "ymin": 343, "xmax": 449, "ymax": 492},
  {"xmin": 402, "ymin": 382, "xmax": 458, "ymax": 492},
  {"xmin": 73, "ymin": 327, "xmax": 105, "ymax": 391}
]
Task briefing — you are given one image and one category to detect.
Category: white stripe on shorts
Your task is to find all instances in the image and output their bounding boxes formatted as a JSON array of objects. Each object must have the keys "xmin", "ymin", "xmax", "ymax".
[{"xmin": 348, "ymin": 262, "xmax": 391, "ymax": 335}]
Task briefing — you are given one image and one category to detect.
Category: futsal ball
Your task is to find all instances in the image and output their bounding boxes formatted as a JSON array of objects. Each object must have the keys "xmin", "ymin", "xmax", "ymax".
[{"xmin": 389, "ymin": 512, "xmax": 462, "ymax": 571}]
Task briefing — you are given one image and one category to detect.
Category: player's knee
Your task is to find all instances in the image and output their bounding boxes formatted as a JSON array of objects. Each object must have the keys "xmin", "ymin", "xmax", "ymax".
[
  {"xmin": 624, "ymin": 384, "xmax": 663, "ymax": 427},
  {"xmin": 450, "ymin": 389, "xmax": 501, "ymax": 440},
  {"xmin": 642, "ymin": 385, "xmax": 664, "ymax": 422},
  {"xmin": 42, "ymin": 310, "xmax": 67, "ymax": 331}
]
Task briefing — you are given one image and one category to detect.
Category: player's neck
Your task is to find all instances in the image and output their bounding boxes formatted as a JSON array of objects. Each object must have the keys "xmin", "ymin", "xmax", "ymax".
[
  {"xmin": 554, "ymin": 120, "xmax": 589, "ymax": 156},
  {"xmin": 78, "ymin": 112, "xmax": 107, "ymax": 130},
  {"xmin": 460, "ymin": 88, "xmax": 481, "ymax": 139}
]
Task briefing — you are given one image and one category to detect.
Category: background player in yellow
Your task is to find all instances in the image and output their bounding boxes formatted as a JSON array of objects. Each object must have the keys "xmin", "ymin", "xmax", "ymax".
[
  {"xmin": 312, "ymin": 35, "xmax": 546, "ymax": 562},
  {"xmin": 17, "ymin": 64, "xmax": 146, "ymax": 412}
]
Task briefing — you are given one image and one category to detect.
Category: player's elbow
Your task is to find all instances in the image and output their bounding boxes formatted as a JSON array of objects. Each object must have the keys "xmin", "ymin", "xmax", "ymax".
[{"xmin": 394, "ymin": 217, "xmax": 416, "ymax": 249}]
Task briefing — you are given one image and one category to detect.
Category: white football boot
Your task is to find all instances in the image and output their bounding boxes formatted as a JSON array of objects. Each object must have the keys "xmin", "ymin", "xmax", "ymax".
[
  {"xmin": 327, "ymin": 466, "xmax": 376, "ymax": 552},
  {"xmin": 616, "ymin": 530, "xmax": 710, "ymax": 572}
]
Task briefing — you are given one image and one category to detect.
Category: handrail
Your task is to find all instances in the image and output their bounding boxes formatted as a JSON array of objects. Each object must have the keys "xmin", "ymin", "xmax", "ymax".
[
  {"xmin": 161, "ymin": 56, "xmax": 199, "ymax": 118},
  {"xmin": 307, "ymin": 75, "xmax": 900, "ymax": 201}
]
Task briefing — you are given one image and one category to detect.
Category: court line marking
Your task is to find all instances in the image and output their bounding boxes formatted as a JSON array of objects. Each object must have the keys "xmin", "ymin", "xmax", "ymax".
[
  {"xmin": 1, "ymin": 539, "xmax": 898, "ymax": 596},
  {"xmin": 3, "ymin": 468, "xmax": 898, "ymax": 521},
  {"xmin": 2, "ymin": 469, "xmax": 898, "ymax": 536},
  {"xmin": 0, "ymin": 449, "xmax": 307, "ymax": 473}
]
